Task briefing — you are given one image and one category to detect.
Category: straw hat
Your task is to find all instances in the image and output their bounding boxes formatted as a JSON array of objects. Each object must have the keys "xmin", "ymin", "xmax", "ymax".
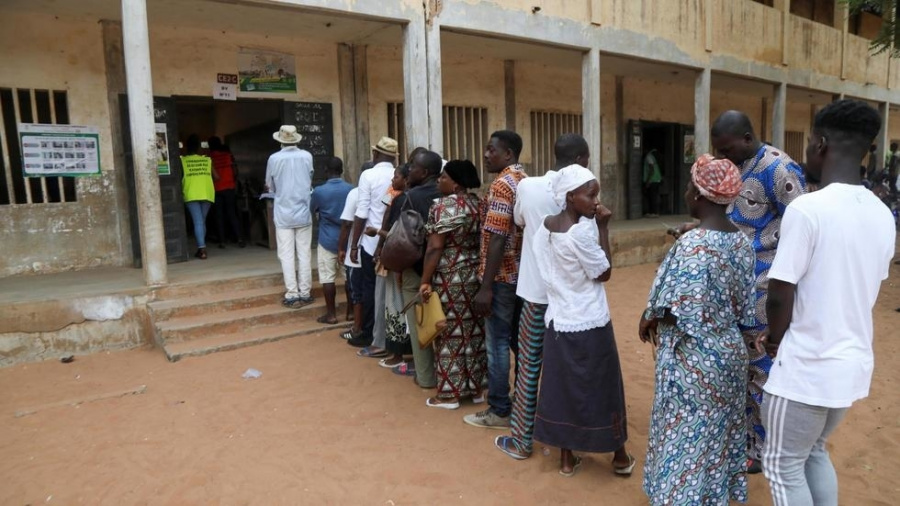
[
  {"xmin": 273, "ymin": 125, "xmax": 302, "ymax": 144},
  {"xmin": 372, "ymin": 137, "xmax": 399, "ymax": 157}
]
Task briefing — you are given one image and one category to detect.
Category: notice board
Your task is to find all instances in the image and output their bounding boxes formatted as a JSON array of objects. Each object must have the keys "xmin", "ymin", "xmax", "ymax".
[{"xmin": 282, "ymin": 101, "xmax": 334, "ymax": 185}]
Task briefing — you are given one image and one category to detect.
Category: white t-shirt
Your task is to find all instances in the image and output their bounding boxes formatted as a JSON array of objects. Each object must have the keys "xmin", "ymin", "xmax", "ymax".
[
  {"xmin": 354, "ymin": 161, "xmax": 395, "ymax": 256},
  {"xmin": 514, "ymin": 171, "xmax": 561, "ymax": 305},
  {"xmin": 340, "ymin": 188, "xmax": 362, "ymax": 268},
  {"xmin": 533, "ymin": 219, "xmax": 611, "ymax": 332},
  {"xmin": 765, "ymin": 183, "xmax": 895, "ymax": 409}
]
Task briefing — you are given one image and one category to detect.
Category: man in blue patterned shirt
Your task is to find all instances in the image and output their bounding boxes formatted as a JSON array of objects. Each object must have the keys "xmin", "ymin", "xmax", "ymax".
[{"xmin": 711, "ymin": 110, "xmax": 807, "ymax": 474}]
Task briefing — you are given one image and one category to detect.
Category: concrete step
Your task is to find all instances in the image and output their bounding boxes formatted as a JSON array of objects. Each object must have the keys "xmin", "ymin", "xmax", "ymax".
[
  {"xmin": 162, "ymin": 320, "xmax": 351, "ymax": 362},
  {"xmin": 152, "ymin": 273, "xmax": 284, "ymax": 300},
  {"xmin": 148, "ymin": 286, "xmax": 285, "ymax": 321},
  {"xmin": 156, "ymin": 299, "xmax": 346, "ymax": 344}
]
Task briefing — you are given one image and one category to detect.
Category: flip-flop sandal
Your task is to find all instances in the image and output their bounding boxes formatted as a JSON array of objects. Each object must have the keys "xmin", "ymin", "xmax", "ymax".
[
  {"xmin": 392, "ymin": 363, "xmax": 416, "ymax": 376},
  {"xmin": 425, "ymin": 397, "xmax": 460, "ymax": 410},
  {"xmin": 494, "ymin": 435, "xmax": 531, "ymax": 460},
  {"xmin": 316, "ymin": 315, "xmax": 338, "ymax": 324},
  {"xmin": 357, "ymin": 346, "xmax": 388, "ymax": 358},
  {"xmin": 613, "ymin": 454, "xmax": 636, "ymax": 476},
  {"xmin": 559, "ymin": 456, "xmax": 583, "ymax": 477},
  {"xmin": 378, "ymin": 358, "xmax": 405, "ymax": 369}
]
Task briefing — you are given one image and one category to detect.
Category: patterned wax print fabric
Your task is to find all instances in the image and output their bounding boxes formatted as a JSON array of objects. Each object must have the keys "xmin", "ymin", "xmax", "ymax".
[
  {"xmin": 726, "ymin": 143, "xmax": 806, "ymax": 461},
  {"xmin": 642, "ymin": 229, "xmax": 756, "ymax": 506},
  {"xmin": 426, "ymin": 193, "xmax": 487, "ymax": 400},
  {"xmin": 479, "ymin": 165, "xmax": 527, "ymax": 284}
]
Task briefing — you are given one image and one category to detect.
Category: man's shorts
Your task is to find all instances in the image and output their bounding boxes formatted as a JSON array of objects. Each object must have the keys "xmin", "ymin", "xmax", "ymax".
[{"xmin": 317, "ymin": 245, "xmax": 343, "ymax": 284}]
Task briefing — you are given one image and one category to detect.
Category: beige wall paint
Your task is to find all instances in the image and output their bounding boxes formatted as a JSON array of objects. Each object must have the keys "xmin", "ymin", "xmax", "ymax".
[
  {"xmin": 0, "ymin": 9, "xmax": 124, "ymax": 277},
  {"xmin": 148, "ymin": 24, "xmax": 345, "ymax": 157}
]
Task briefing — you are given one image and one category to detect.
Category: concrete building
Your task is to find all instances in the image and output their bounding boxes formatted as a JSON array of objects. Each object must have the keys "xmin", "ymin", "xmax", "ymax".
[{"xmin": 1, "ymin": 0, "xmax": 898, "ymax": 363}]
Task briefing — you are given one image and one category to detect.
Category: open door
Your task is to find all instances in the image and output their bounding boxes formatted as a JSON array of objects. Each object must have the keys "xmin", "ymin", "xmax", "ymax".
[
  {"xmin": 120, "ymin": 96, "xmax": 188, "ymax": 266},
  {"xmin": 626, "ymin": 120, "xmax": 643, "ymax": 220}
]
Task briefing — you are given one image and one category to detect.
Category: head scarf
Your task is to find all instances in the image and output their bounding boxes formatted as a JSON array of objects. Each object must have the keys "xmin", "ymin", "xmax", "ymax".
[
  {"xmin": 443, "ymin": 160, "xmax": 481, "ymax": 189},
  {"xmin": 552, "ymin": 164, "xmax": 596, "ymax": 209},
  {"xmin": 691, "ymin": 154, "xmax": 742, "ymax": 205}
]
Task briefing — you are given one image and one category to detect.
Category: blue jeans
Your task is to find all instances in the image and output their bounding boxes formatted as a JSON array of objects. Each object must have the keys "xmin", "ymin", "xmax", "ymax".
[
  {"xmin": 185, "ymin": 200, "xmax": 212, "ymax": 248},
  {"xmin": 486, "ymin": 281, "xmax": 519, "ymax": 418}
]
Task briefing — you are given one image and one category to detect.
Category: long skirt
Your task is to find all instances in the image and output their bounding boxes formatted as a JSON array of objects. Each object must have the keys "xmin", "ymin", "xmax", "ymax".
[
  {"xmin": 433, "ymin": 270, "xmax": 487, "ymax": 399},
  {"xmin": 643, "ymin": 322, "xmax": 748, "ymax": 505},
  {"xmin": 534, "ymin": 322, "xmax": 628, "ymax": 453},
  {"xmin": 384, "ymin": 273, "xmax": 411, "ymax": 356}
]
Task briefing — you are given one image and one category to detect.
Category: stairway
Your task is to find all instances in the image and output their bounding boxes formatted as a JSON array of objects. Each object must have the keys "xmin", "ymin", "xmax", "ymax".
[{"xmin": 148, "ymin": 273, "xmax": 349, "ymax": 362}]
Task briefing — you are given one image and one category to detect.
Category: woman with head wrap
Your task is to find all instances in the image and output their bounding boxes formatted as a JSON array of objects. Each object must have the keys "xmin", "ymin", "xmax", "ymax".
[
  {"xmin": 639, "ymin": 154, "xmax": 756, "ymax": 505},
  {"xmin": 418, "ymin": 160, "xmax": 487, "ymax": 409},
  {"xmin": 530, "ymin": 164, "xmax": 634, "ymax": 477}
]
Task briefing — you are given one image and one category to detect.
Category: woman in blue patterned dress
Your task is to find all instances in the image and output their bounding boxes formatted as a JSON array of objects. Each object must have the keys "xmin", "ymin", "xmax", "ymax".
[{"xmin": 640, "ymin": 154, "xmax": 756, "ymax": 505}]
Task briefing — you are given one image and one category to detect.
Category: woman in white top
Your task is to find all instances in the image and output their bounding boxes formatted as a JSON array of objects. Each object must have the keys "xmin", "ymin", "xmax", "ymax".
[{"xmin": 532, "ymin": 164, "xmax": 634, "ymax": 477}]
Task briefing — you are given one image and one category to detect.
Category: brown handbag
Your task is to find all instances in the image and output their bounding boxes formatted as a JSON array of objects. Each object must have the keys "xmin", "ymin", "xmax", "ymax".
[
  {"xmin": 380, "ymin": 198, "xmax": 426, "ymax": 272},
  {"xmin": 401, "ymin": 294, "xmax": 447, "ymax": 349}
]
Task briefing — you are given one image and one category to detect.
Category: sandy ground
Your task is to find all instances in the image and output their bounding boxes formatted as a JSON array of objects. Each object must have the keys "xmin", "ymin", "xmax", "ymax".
[{"xmin": 1, "ymin": 259, "xmax": 898, "ymax": 506}]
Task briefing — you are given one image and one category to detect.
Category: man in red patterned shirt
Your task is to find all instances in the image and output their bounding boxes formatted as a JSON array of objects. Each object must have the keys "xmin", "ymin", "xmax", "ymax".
[{"xmin": 464, "ymin": 130, "xmax": 527, "ymax": 429}]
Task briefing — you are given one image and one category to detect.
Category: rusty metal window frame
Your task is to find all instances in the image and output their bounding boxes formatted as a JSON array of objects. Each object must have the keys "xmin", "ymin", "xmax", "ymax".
[
  {"xmin": 529, "ymin": 110, "xmax": 584, "ymax": 176},
  {"xmin": 0, "ymin": 88, "xmax": 76, "ymax": 205}
]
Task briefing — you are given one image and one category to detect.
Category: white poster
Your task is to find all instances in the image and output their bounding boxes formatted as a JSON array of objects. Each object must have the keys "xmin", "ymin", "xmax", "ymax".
[
  {"xmin": 155, "ymin": 123, "xmax": 170, "ymax": 176},
  {"xmin": 19, "ymin": 123, "xmax": 100, "ymax": 177}
]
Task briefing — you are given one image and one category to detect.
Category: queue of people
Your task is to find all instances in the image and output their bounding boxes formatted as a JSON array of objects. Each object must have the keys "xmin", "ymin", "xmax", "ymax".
[{"xmin": 262, "ymin": 98, "xmax": 894, "ymax": 505}]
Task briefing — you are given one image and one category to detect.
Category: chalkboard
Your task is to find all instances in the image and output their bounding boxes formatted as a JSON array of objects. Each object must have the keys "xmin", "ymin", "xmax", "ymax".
[{"xmin": 282, "ymin": 101, "xmax": 334, "ymax": 186}]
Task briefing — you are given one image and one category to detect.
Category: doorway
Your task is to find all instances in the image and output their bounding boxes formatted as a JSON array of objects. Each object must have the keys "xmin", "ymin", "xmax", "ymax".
[
  {"xmin": 175, "ymin": 97, "xmax": 283, "ymax": 250},
  {"xmin": 626, "ymin": 120, "xmax": 694, "ymax": 219}
]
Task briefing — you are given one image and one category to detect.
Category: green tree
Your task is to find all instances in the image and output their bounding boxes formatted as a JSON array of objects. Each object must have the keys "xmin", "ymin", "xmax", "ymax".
[{"xmin": 844, "ymin": 0, "xmax": 899, "ymax": 56}]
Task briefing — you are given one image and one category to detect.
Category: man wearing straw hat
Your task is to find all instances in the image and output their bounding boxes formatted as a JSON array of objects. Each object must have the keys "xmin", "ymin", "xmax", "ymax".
[
  {"xmin": 348, "ymin": 137, "xmax": 399, "ymax": 349},
  {"xmin": 266, "ymin": 125, "xmax": 315, "ymax": 309}
]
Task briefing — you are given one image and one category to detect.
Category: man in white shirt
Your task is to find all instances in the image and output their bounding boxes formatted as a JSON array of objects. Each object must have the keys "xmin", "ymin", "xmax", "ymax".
[
  {"xmin": 337, "ymin": 187, "xmax": 362, "ymax": 339},
  {"xmin": 495, "ymin": 134, "xmax": 589, "ymax": 460},
  {"xmin": 348, "ymin": 137, "xmax": 398, "ymax": 348},
  {"xmin": 761, "ymin": 100, "xmax": 896, "ymax": 506},
  {"xmin": 265, "ymin": 125, "xmax": 315, "ymax": 308}
]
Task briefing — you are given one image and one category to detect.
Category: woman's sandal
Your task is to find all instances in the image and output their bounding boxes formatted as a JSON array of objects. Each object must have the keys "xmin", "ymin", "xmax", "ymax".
[
  {"xmin": 378, "ymin": 357, "xmax": 404, "ymax": 369},
  {"xmin": 391, "ymin": 362, "xmax": 416, "ymax": 377},
  {"xmin": 494, "ymin": 435, "xmax": 531, "ymax": 461},
  {"xmin": 425, "ymin": 397, "xmax": 459, "ymax": 410},
  {"xmin": 559, "ymin": 456, "xmax": 583, "ymax": 477},
  {"xmin": 613, "ymin": 454, "xmax": 636, "ymax": 476},
  {"xmin": 356, "ymin": 346, "xmax": 388, "ymax": 358}
]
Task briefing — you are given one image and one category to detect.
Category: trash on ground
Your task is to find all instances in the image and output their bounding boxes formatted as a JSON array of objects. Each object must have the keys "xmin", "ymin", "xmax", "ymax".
[{"xmin": 242, "ymin": 368, "xmax": 262, "ymax": 379}]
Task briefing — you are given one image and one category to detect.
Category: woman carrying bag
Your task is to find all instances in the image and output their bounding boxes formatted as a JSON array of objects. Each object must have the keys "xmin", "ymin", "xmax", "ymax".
[{"xmin": 418, "ymin": 160, "xmax": 487, "ymax": 410}]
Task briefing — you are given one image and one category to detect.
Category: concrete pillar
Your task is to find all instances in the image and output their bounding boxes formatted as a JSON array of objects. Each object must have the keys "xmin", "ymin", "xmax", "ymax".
[
  {"xmin": 694, "ymin": 67, "xmax": 711, "ymax": 155},
  {"xmin": 772, "ymin": 82, "xmax": 787, "ymax": 149},
  {"xmin": 426, "ymin": 20, "xmax": 444, "ymax": 154},
  {"xmin": 101, "ymin": 20, "xmax": 133, "ymax": 270},
  {"xmin": 836, "ymin": 2, "xmax": 849, "ymax": 80},
  {"xmin": 582, "ymin": 48, "xmax": 601, "ymax": 179},
  {"xmin": 121, "ymin": 0, "xmax": 167, "ymax": 286},
  {"xmin": 336, "ymin": 44, "xmax": 370, "ymax": 181},
  {"xmin": 504, "ymin": 60, "xmax": 516, "ymax": 131},
  {"xmin": 876, "ymin": 102, "xmax": 890, "ymax": 171},
  {"xmin": 337, "ymin": 44, "xmax": 361, "ymax": 182},
  {"xmin": 353, "ymin": 46, "xmax": 371, "ymax": 173},
  {"xmin": 775, "ymin": 0, "xmax": 791, "ymax": 66},
  {"xmin": 402, "ymin": 16, "xmax": 429, "ymax": 152}
]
